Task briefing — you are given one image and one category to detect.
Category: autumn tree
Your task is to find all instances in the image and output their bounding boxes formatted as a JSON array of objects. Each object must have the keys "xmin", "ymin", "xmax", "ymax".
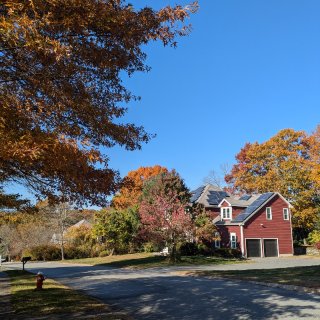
[
  {"xmin": 225, "ymin": 128, "xmax": 319, "ymax": 237},
  {"xmin": 194, "ymin": 210, "xmax": 217, "ymax": 247},
  {"xmin": 139, "ymin": 170, "xmax": 193, "ymax": 262},
  {"xmin": 0, "ymin": 211, "xmax": 53, "ymax": 258},
  {"xmin": 112, "ymin": 165, "xmax": 168, "ymax": 209},
  {"xmin": 65, "ymin": 225, "xmax": 93, "ymax": 247},
  {"xmin": 0, "ymin": 1, "xmax": 198, "ymax": 207},
  {"xmin": 93, "ymin": 206, "xmax": 140, "ymax": 254}
]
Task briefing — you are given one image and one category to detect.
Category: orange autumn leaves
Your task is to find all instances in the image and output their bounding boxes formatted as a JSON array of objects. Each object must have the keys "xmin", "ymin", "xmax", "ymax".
[
  {"xmin": 112, "ymin": 165, "xmax": 168, "ymax": 210},
  {"xmin": 226, "ymin": 127, "xmax": 320, "ymax": 230},
  {"xmin": 0, "ymin": 1, "xmax": 197, "ymax": 207}
]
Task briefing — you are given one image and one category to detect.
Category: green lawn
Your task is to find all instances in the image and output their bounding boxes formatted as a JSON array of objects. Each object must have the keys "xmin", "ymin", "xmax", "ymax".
[
  {"xmin": 5, "ymin": 270, "xmax": 130, "ymax": 319},
  {"xmin": 189, "ymin": 265, "xmax": 320, "ymax": 288},
  {"xmin": 64, "ymin": 252, "xmax": 244, "ymax": 269}
]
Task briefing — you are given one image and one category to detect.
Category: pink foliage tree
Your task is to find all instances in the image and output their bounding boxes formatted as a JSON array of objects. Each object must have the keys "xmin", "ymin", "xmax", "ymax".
[{"xmin": 139, "ymin": 171, "xmax": 193, "ymax": 262}]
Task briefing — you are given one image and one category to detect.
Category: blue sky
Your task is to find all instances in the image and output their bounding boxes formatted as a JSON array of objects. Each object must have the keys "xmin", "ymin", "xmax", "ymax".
[
  {"xmin": 106, "ymin": 0, "xmax": 320, "ymax": 191},
  {"xmin": 6, "ymin": 0, "xmax": 320, "ymax": 202}
]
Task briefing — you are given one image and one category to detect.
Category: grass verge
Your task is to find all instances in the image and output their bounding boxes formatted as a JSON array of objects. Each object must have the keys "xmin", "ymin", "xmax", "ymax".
[
  {"xmin": 5, "ymin": 270, "xmax": 130, "ymax": 319},
  {"xmin": 64, "ymin": 253, "xmax": 245, "ymax": 269},
  {"xmin": 188, "ymin": 265, "xmax": 320, "ymax": 288}
]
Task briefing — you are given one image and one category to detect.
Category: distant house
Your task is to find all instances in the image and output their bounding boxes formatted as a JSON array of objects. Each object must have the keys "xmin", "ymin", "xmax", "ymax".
[
  {"xmin": 70, "ymin": 219, "xmax": 92, "ymax": 229},
  {"xmin": 191, "ymin": 184, "xmax": 293, "ymax": 258},
  {"xmin": 51, "ymin": 219, "xmax": 92, "ymax": 245}
]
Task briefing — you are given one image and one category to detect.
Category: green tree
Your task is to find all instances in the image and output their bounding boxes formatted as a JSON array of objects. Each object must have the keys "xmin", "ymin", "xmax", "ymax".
[
  {"xmin": 93, "ymin": 206, "xmax": 140, "ymax": 254},
  {"xmin": 194, "ymin": 210, "xmax": 217, "ymax": 246},
  {"xmin": 0, "ymin": 1, "xmax": 198, "ymax": 207}
]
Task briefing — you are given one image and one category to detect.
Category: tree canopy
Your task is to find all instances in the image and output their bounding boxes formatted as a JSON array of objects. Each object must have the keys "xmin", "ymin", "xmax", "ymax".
[
  {"xmin": 93, "ymin": 206, "xmax": 140, "ymax": 254},
  {"xmin": 111, "ymin": 165, "xmax": 168, "ymax": 209},
  {"xmin": 225, "ymin": 128, "xmax": 320, "ymax": 234},
  {"xmin": 0, "ymin": 0, "xmax": 198, "ymax": 207},
  {"xmin": 139, "ymin": 170, "xmax": 192, "ymax": 261}
]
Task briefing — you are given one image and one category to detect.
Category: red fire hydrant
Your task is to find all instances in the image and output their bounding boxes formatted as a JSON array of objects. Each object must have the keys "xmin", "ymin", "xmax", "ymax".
[{"xmin": 35, "ymin": 271, "xmax": 45, "ymax": 290}]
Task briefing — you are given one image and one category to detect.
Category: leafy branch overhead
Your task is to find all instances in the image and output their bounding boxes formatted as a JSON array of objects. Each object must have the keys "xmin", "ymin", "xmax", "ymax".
[{"xmin": 0, "ymin": 0, "xmax": 198, "ymax": 207}]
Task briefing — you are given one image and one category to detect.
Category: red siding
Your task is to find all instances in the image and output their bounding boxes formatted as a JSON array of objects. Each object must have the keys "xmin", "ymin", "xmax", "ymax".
[
  {"xmin": 205, "ymin": 208, "xmax": 220, "ymax": 220},
  {"xmin": 244, "ymin": 195, "xmax": 293, "ymax": 255},
  {"xmin": 220, "ymin": 200, "xmax": 230, "ymax": 207},
  {"xmin": 216, "ymin": 225, "xmax": 241, "ymax": 249}
]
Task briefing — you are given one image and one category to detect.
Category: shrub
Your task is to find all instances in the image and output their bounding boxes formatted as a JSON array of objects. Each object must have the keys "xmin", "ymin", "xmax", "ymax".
[
  {"xmin": 307, "ymin": 230, "xmax": 320, "ymax": 245},
  {"xmin": 23, "ymin": 244, "xmax": 61, "ymax": 261},
  {"xmin": 197, "ymin": 243, "xmax": 214, "ymax": 255},
  {"xmin": 64, "ymin": 245, "xmax": 91, "ymax": 259},
  {"xmin": 213, "ymin": 248, "xmax": 242, "ymax": 258},
  {"xmin": 143, "ymin": 242, "xmax": 161, "ymax": 253},
  {"xmin": 315, "ymin": 242, "xmax": 320, "ymax": 250},
  {"xmin": 99, "ymin": 250, "xmax": 110, "ymax": 257},
  {"xmin": 90, "ymin": 244, "xmax": 106, "ymax": 257},
  {"xmin": 179, "ymin": 242, "xmax": 199, "ymax": 256}
]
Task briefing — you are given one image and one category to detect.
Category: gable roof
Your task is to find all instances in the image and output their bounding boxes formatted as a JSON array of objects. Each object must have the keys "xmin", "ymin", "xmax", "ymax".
[
  {"xmin": 232, "ymin": 192, "xmax": 275, "ymax": 223},
  {"xmin": 216, "ymin": 192, "xmax": 292, "ymax": 225},
  {"xmin": 190, "ymin": 184, "xmax": 229, "ymax": 208},
  {"xmin": 71, "ymin": 219, "xmax": 92, "ymax": 228},
  {"xmin": 218, "ymin": 194, "xmax": 261, "ymax": 208}
]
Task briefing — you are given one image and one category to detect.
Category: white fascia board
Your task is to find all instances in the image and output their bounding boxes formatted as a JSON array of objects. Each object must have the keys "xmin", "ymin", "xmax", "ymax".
[
  {"xmin": 275, "ymin": 192, "xmax": 294, "ymax": 208},
  {"xmin": 217, "ymin": 198, "xmax": 232, "ymax": 207}
]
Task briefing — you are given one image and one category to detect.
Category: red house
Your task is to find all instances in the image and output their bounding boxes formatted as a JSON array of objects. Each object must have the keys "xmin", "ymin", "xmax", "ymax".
[{"xmin": 191, "ymin": 184, "xmax": 293, "ymax": 258}]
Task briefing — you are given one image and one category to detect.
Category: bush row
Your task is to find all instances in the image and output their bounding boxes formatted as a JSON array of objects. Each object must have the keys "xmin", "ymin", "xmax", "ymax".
[
  {"xmin": 179, "ymin": 242, "xmax": 242, "ymax": 258},
  {"xmin": 22, "ymin": 244, "xmax": 107, "ymax": 261},
  {"xmin": 22, "ymin": 241, "xmax": 242, "ymax": 261}
]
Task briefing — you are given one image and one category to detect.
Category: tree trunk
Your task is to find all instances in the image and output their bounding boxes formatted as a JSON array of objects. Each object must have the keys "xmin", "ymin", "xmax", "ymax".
[
  {"xmin": 60, "ymin": 238, "xmax": 65, "ymax": 260},
  {"xmin": 168, "ymin": 242, "xmax": 181, "ymax": 263}
]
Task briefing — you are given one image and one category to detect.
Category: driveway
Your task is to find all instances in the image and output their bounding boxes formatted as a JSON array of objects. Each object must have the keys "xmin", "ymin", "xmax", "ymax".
[{"xmin": 3, "ymin": 256, "xmax": 320, "ymax": 319}]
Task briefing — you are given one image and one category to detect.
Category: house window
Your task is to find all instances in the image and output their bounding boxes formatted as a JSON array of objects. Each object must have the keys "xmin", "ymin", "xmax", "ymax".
[
  {"xmin": 230, "ymin": 232, "xmax": 237, "ymax": 249},
  {"xmin": 214, "ymin": 232, "xmax": 220, "ymax": 248},
  {"xmin": 221, "ymin": 207, "xmax": 232, "ymax": 220},
  {"xmin": 266, "ymin": 207, "xmax": 272, "ymax": 220},
  {"xmin": 283, "ymin": 208, "xmax": 289, "ymax": 220}
]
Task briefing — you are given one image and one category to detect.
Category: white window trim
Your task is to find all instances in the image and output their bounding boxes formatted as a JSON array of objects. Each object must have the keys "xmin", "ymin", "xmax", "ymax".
[
  {"xmin": 266, "ymin": 207, "xmax": 272, "ymax": 220},
  {"xmin": 221, "ymin": 207, "xmax": 232, "ymax": 220},
  {"xmin": 230, "ymin": 232, "xmax": 237, "ymax": 249},
  {"xmin": 283, "ymin": 208, "xmax": 289, "ymax": 220}
]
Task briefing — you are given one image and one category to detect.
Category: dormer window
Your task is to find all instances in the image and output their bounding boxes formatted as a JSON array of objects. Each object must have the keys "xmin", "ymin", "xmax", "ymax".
[{"xmin": 221, "ymin": 207, "xmax": 232, "ymax": 220}]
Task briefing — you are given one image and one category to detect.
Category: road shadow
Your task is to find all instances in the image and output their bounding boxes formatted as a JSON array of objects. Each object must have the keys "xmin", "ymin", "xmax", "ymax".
[{"xmin": 5, "ymin": 263, "xmax": 320, "ymax": 319}]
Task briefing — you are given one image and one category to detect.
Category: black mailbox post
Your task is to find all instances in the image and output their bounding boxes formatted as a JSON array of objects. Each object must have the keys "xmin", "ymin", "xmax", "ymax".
[{"xmin": 21, "ymin": 256, "xmax": 31, "ymax": 271}]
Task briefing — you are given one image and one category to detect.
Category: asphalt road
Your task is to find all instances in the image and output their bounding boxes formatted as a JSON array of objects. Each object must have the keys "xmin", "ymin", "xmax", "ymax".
[{"xmin": 4, "ymin": 257, "xmax": 320, "ymax": 319}]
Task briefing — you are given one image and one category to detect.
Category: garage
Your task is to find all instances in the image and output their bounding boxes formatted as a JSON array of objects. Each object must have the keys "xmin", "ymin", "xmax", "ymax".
[
  {"xmin": 263, "ymin": 239, "xmax": 278, "ymax": 257},
  {"xmin": 246, "ymin": 239, "xmax": 261, "ymax": 257}
]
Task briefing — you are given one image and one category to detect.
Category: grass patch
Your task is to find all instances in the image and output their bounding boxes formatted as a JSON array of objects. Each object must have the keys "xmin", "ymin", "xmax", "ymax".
[
  {"xmin": 5, "ymin": 270, "xmax": 130, "ymax": 319},
  {"xmin": 64, "ymin": 252, "xmax": 244, "ymax": 269},
  {"xmin": 189, "ymin": 265, "xmax": 320, "ymax": 288}
]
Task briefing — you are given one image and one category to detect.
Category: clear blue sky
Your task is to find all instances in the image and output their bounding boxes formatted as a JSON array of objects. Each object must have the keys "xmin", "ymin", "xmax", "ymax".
[
  {"xmin": 6, "ymin": 0, "xmax": 320, "ymax": 202},
  {"xmin": 107, "ymin": 0, "xmax": 320, "ymax": 191}
]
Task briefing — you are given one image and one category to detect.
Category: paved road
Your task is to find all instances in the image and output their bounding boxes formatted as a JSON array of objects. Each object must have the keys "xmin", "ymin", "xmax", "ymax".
[{"xmin": 4, "ymin": 257, "xmax": 320, "ymax": 319}]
